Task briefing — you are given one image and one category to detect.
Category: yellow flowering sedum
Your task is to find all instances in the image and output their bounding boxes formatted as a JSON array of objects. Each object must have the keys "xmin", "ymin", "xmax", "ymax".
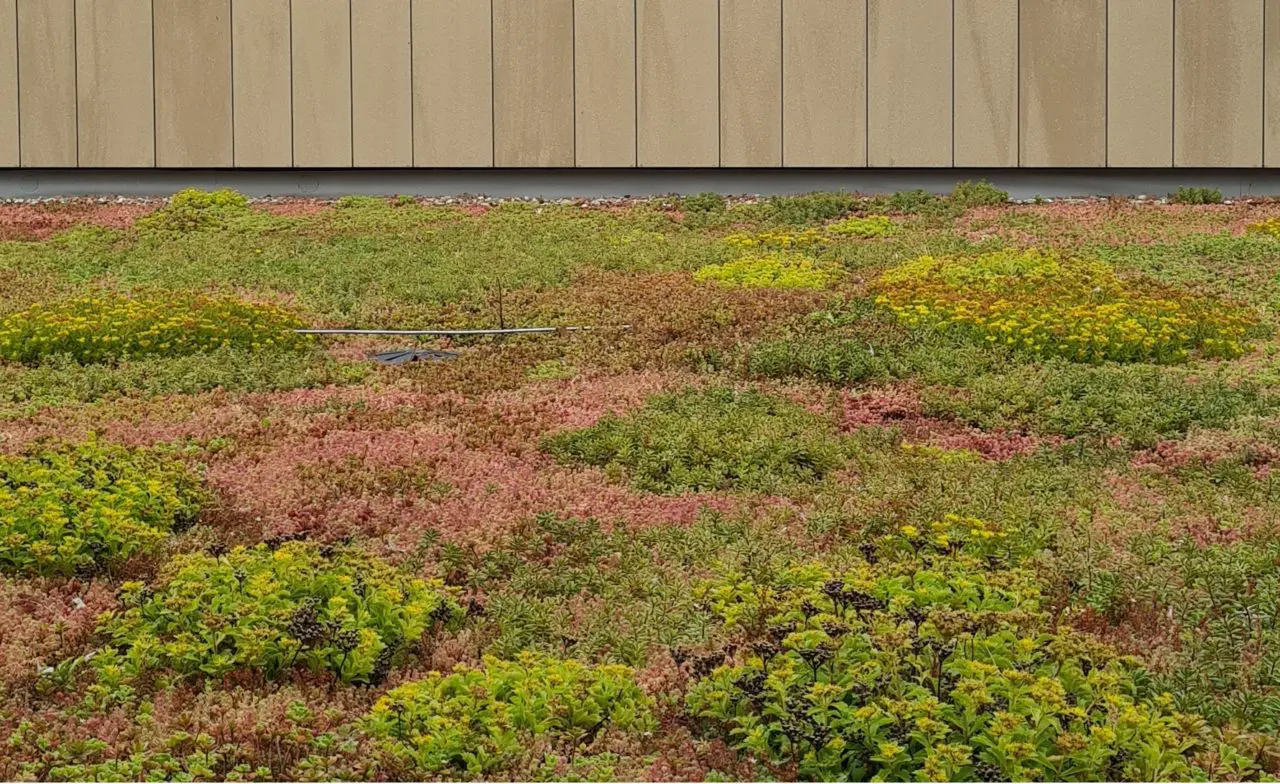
[
  {"xmin": 826, "ymin": 215, "xmax": 896, "ymax": 238},
  {"xmin": 1246, "ymin": 217, "xmax": 1280, "ymax": 239},
  {"xmin": 0, "ymin": 292, "xmax": 310, "ymax": 365},
  {"xmin": 873, "ymin": 249, "xmax": 1257, "ymax": 363},
  {"xmin": 695, "ymin": 251, "xmax": 842, "ymax": 290}
]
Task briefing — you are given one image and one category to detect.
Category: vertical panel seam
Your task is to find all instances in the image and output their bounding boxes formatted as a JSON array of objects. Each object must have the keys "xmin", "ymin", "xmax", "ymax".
[
  {"xmin": 571, "ymin": 0, "xmax": 577, "ymax": 167},
  {"xmin": 950, "ymin": 0, "xmax": 955, "ymax": 167},
  {"xmin": 229, "ymin": 0, "xmax": 235, "ymax": 167},
  {"xmin": 779, "ymin": 0, "xmax": 783, "ymax": 166},
  {"xmin": 490, "ymin": 0, "xmax": 495, "ymax": 166},
  {"xmin": 1016, "ymin": 0, "xmax": 1020, "ymax": 167},
  {"xmin": 865, "ymin": 0, "xmax": 869, "ymax": 166},
  {"xmin": 12, "ymin": 0, "xmax": 18, "ymax": 163},
  {"xmin": 73, "ymin": 0, "xmax": 79, "ymax": 166},
  {"xmin": 289, "ymin": 0, "xmax": 295, "ymax": 167},
  {"xmin": 717, "ymin": 0, "xmax": 721, "ymax": 167},
  {"xmin": 348, "ymin": 0, "xmax": 353, "ymax": 167},
  {"xmin": 633, "ymin": 0, "xmax": 637, "ymax": 166},
  {"xmin": 408, "ymin": 0, "xmax": 414, "ymax": 167},
  {"xmin": 1172, "ymin": 0, "xmax": 1176, "ymax": 166},
  {"xmin": 1106, "ymin": 0, "xmax": 1111, "ymax": 165},
  {"xmin": 151, "ymin": 0, "xmax": 157, "ymax": 166}
]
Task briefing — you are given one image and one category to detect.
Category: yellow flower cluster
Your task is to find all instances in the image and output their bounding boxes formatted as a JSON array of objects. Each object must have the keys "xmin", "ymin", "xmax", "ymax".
[
  {"xmin": 1246, "ymin": 217, "xmax": 1280, "ymax": 239},
  {"xmin": 694, "ymin": 251, "xmax": 842, "ymax": 290},
  {"xmin": 826, "ymin": 215, "xmax": 895, "ymax": 238},
  {"xmin": 899, "ymin": 514, "xmax": 1006, "ymax": 552},
  {"xmin": 873, "ymin": 249, "xmax": 1256, "ymax": 363},
  {"xmin": 0, "ymin": 292, "xmax": 311, "ymax": 365}
]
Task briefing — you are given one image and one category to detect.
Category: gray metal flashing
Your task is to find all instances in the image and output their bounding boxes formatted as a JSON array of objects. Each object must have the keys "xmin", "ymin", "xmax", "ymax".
[{"xmin": 3, "ymin": 168, "xmax": 1280, "ymax": 201}]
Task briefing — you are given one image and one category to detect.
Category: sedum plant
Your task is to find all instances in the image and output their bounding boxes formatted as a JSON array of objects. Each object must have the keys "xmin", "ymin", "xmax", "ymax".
[
  {"xmin": 93, "ymin": 541, "xmax": 461, "ymax": 687},
  {"xmin": 694, "ymin": 252, "xmax": 842, "ymax": 290},
  {"xmin": 0, "ymin": 292, "xmax": 310, "ymax": 366},
  {"xmin": 365, "ymin": 652, "xmax": 656, "ymax": 779},
  {"xmin": 0, "ymin": 441, "xmax": 203, "ymax": 577},
  {"xmin": 541, "ymin": 387, "xmax": 847, "ymax": 495},
  {"xmin": 1246, "ymin": 217, "xmax": 1280, "ymax": 239},
  {"xmin": 724, "ymin": 228, "xmax": 827, "ymax": 251},
  {"xmin": 685, "ymin": 521, "xmax": 1233, "ymax": 781},
  {"xmin": 134, "ymin": 188, "xmax": 254, "ymax": 233},
  {"xmin": 873, "ymin": 249, "xmax": 1258, "ymax": 363},
  {"xmin": 826, "ymin": 215, "xmax": 896, "ymax": 238}
]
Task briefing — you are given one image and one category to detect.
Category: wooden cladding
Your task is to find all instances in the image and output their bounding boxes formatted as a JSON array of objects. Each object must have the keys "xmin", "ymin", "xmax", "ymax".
[{"xmin": 2, "ymin": 0, "xmax": 1280, "ymax": 168}]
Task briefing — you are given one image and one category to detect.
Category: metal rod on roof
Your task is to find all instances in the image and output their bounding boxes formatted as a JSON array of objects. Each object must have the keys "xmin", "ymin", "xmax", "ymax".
[{"xmin": 294, "ymin": 326, "xmax": 631, "ymax": 337}]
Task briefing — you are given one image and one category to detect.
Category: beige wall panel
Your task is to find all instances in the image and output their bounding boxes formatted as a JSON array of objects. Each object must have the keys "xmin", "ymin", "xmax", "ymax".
[
  {"xmin": 721, "ymin": 0, "xmax": 781, "ymax": 167},
  {"xmin": 1269, "ymin": 0, "xmax": 1280, "ymax": 164},
  {"xmin": 1020, "ymin": 0, "xmax": 1105, "ymax": 167},
  {"xmin": 232, "ymin": 0, "xmax": 291, "ymax": 166},
  {"xmin": 1109, "ymin": 0, "xmax": 1172, "ymax": 166},
  {"xmin": 413, "ymin": 0, "xmax": 491, "ymax": 167},
  {"xmin": 868, "ymin": 0, "xmax": 951, "ymax": 167},
  {"xmin": 493, "ymin": 0, "xmax": 573, "ymax": 167},
  {"xmin": 575, "ymin": 0, "xmax": 635, "ymax": 167},
  {"xmin": 292, "ymin": 0, "xmax": 352, "ymax": 167},
  {"xmin": 0, "ymin": 0, "xmax": 16, "ymax": 166},
  {"xmin": 954, "ymin": 0, "xmax": 1016, "ymax": 166},
  {"xmin": 155, "ymin": 0, "xmax": 232, "ymax": 167},
  {"xmin": 352, "ymin": 0, "xmax": 411, "ymax": 167},
  {"xmin": 18, "ymin": 0, "xmax": 76, "ymax": 166},
  {"xmin": 1177, "ymin": 0, "xmax": 1262, "ymax": 167},
  {"xmin": 637, "ymin": 0, "xmax": 718, "ymax": 166},
  {"xmin": 783, "ymin": 0, "xmax": 865, "ymax": 167},
  {"xmin": 76, "ymin": 0, "xmax": 154, "ymax": 167}
]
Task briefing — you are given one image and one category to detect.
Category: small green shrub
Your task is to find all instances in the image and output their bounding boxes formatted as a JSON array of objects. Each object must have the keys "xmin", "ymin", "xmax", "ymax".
[
  {"xmin": 93, "ymin": 541, "xmax": 460, "ymax": 687},
  {"xmin": 686, "ymin": 520, "xmax": 1229, "ymax": 782},
  {"xmin": 365, "ymin": 652, "xmax": 656, "ymax": 779},
  {"xmin": 334, "ymin": 195, "xmax": 390, "ymax": 210},
  {"xmin": 826, "ymin": 215, "xmax": 896, "ymax": 238},
  {"xmin": 926, "ymin": 361, "xmax": 1276, "ymax": 446},
  {"xmin": 882, "ymin": 189, "xmax": 943, "ymax": 215},
  {"xmin": 1170, "ymin": 187, "xmax": 1224, "ymax": 205},
  {"xmin": 760, "ymin": 192, "xmax": 859, "ymax": 225},
  {"xmin": 0, "ymin": 442, "xmax": 203, "ymax": 576},
  {"xmin": 681, "ymin": 192, "xmax": 728, "ymax": 214},
  {"xmin": 1090, "ymin": 538, "xmax": 1280, "ymax": 734},
  {"xmin": 541, "ymin": 387, "xmax": 847, "ymax": 494},
  {"xmin": 135, "ymin": 188, "xmax": 252, "ymax": 233},
  {"xmin": 951, "ymin": 179, "xmax": 1009, "ymax": 207},
  {"xmin": 693, "ymin": 252, "xmax": 841, "ymax": 289},
  {"xmin": 744, "ymin": 335, "xmax": 893, "ymax": 385},
  {"xmin": 0, "ymin": 292, "xmax": 311, "ymax": 365},
  {"xmin": 0, "ymin": 347, "xmax": 365, "ymax": 415}
]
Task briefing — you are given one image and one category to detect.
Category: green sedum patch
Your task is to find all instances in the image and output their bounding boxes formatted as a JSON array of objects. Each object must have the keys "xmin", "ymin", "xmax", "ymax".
[
  {"xmin": 92, "ymin": 541, "xmax": 461, "ymax": 689},
  {"xmin": 0, "ymin": 346, "xmax": 367, "ymax": 417},
  {"xmin": 541, "ymin": 387, "xmax": 847, "ymax": 494},
  {"xmin": 686, "ymin": 518, "xmax": 1244, "ymax": 782},
  {"xmin": 133, "ymin": 188, "xmax": 258, "ymax": 234},
  {"xmin": 365, "ymin": 652, "xmax": 656, "ymax": 779},
  {"xmin": 0, "ymin": 442, "xmax": 203, "ymax": 576},
  {"xmin": 826, "ymin": 216, "xmax": 896, "ymax": 239}
]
